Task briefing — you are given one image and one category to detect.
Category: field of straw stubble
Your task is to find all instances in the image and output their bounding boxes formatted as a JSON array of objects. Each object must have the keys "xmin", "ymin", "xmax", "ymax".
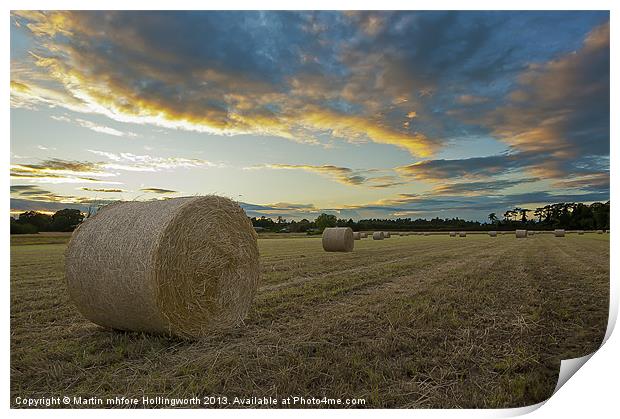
[{"xmin": 10, "ymin": 232, "xmax": 609, "ymax": 408}]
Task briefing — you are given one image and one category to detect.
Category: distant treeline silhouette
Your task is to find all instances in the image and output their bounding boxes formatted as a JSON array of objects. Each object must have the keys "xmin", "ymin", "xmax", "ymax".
[
  {"xmin": 10, "ymin": 209, "xmax": 84, "ymax": 234},
  {"xmin": 251, "ymin": 201, "xmax": 610, "ymax": 232},
  {"xmin": 10, "ymin": 201, "xmax": 610, "ymax": 234}
]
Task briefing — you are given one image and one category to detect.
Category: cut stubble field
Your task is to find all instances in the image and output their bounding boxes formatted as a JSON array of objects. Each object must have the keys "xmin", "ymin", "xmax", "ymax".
[{"xmin": 10, "ymin": 233, "xmax": 609, "ymax": 408}]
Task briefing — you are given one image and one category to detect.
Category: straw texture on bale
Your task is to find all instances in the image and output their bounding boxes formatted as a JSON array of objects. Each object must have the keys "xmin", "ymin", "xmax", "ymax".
[
  {"xmin": 360, "ymin": 232, "xmax": 368, "ymax": 238},
  {"xmin": 373, "ymin": 231, "xmax": 384, "ymax": 240},
  {"xmin": 384, "ymin": 232, "xmax": 391, "ymax": 238},
  {"xmin": 65, "ymin": 196, "xmax": 260, "ymax": 339},
  {"xmin": 353, "ymin": 232, "xmax": 361, "ymax": 240},
  {"xmin": 459, "ymin": 232, "xmax": 466, "ymax": 237},
  {"xmin": 322, "ymin": 227, "xmax": 354, "ymax": 252},
  {"xmin": 515, "ymin": 229, "xmax": 527, "ymax": 238},
  {"xmin": 554, "ymin": 229, "xmax": 565, "ymax": 237},
  {"xmin": 449, "ymin": 232, "xmax": 456, "ymax": 237},
  {"xmin": 488, "ymin": 231, "xmax": 497, "ymax": 237}
]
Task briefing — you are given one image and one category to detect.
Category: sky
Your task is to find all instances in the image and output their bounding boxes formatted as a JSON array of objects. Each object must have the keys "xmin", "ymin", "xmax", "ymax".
[{"xmin": 10, "ymin": 11, "xmax": 610, "ymax": 221}]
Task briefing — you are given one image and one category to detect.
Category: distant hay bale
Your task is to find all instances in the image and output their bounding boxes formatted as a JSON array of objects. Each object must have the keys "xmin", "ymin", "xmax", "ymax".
[
  {"xmin": 384, "ymin": 232, "xmax": 391, "ymax": 238},
  {"xmin": 597, "ymin": 230, "xmax": 604, "ymax": 234},
  {"xmin": 322, "ymin": 227, "xmax": 354, "ymax": 252},
  {"xmin": 515, "ymin": 229, "xmax": 527, "ymax": 238},
  {"xmin": 488, "ymin": 231, "xmax": 497, "ymax": 237},
  {"xmin": 449, "ymin": 232, "xmax": 456, "ymax": 237},
  {"xmin": 578, "ymin": 230, "xmax": 584, "ymax": 235},
  {"xmin": 423, "ymin": 232, "xmax": 430, "ymax": 236},
  {"xmin": 353, "ymin": 232, "xmax": 361, "ymax": 240},
  {"xmin": 373, "ymin": 231, "xmax": 385, "ymax": 240},
  {"xmin": 360, "ymin": 232, "xmax": 368, "ymax": 238},
  {"xmin": 458, "ymin": 232, "xmax": 466, "ymax": 237},
  {"xmin": 527, "ymin": 230, "xmax": 534, "ymax": 236},
  {"xmin": 65, "ymin": 196, "xmax": 260, "ymax": 339},
  {"xmin": 554, "ymin": 229, "xmax": 565, "ymax": 237}
]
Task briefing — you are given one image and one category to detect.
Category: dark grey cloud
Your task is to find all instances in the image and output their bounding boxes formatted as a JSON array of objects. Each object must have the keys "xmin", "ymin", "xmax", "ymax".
[
  {"xmin": 140, "ymin": 188, "xmax": 178, "ymax": 194},
  {"xmin": 433, "ymin": 178, "xmax": 540, "ymax": 195},
  {"xmin": 397, "ymin": 152, "xmax": 544, "ymax": 181}
]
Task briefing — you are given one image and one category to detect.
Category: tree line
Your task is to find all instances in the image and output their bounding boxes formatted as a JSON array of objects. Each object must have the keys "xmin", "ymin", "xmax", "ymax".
[
  {"xmin": 10, "ymin": 209, "xmax": 84, "ymax": 234},
  {"xmin": 494, "ymin": 201, "xmax": 609, "ymax": 230},
  {"xmin": 251, "ymin": 201, "xmax": 610, "ymax": 233},
  {"xmin": 9, "ymin": 201, "xmax": 609, "ymax": 234}
]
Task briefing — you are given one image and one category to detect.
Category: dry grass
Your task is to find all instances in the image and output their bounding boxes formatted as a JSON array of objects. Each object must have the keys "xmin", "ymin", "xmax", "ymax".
[{"xmin": 10, "ymin": 233, "xmax": 608, "ymax": 408}]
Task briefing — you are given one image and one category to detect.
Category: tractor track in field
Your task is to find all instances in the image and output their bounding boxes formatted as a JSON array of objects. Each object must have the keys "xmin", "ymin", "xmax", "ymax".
[
  {"xmin": 258, "ymin": 240, "xmax": 468, "ymax": 293},
  {"xmin": 255, "ymin": 240, "xmax": 518, "ymax": 331},
  {"xmin": 258, "ymin": 239, "xmax": 499, "ymax": 294}
]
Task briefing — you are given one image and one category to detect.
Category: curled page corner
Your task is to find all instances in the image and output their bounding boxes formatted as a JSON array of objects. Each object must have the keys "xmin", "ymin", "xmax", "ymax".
[
  {"xmin": 496, "ymin": 353, "xmax": 596, "ymax": 417},
  {"xmin": 552, "ymin": 353, "xmax": 595, "ymax": 395}
]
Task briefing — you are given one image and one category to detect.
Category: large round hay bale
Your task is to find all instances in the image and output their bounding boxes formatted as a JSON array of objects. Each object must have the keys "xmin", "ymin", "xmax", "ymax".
[
  {"xmin": 459, "ymin": 232, "xmax": 466, "ymax": 237},
  {"xmin": 322, "ymin": 227, "xmax": 354, "ymax": 252},
  {"xmin": 353, "ymin": 232, "xmax": 361, "ymax": 240},
  {"xmin": 554, "ymin": 229, "xmax": 565, "ymax": 237},
  {"xmin": 449, "ymin": 231, "xmax": 456, "ymax": 237},
  {"xmin": 65, "ymin": 196, "xmax": 259, "ymax": 338},
  {"xmin": 527, "ymin": 230, "xmax": 534, "ymax": 236},
  {"xmin": 515, "ymin": 229, "xmax": 527, "ymax": 238},
  {"xmin": 384, "ymin": 232, "xmax": 391, "ymax": 238},
  {"xmin": 373, "ymin": 231, "xmax": 384, "ymax": 240},
  {"xmin": 488, "ymin": 231, "xmax": 497, "ymax": 237},
  {"xmin": 360, "ymin": 232, "xmax": 368, "ymax": 239}
]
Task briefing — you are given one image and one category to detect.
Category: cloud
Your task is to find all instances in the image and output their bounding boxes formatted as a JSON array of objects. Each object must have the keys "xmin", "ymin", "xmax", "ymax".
[
  {"xmin": 139, "ymin": 187, "xmax": 178, "ymax": 194},
  {"xmin": 80, "ymin": 187, "xmax": 125, "ymax": 193},
  {"xmin": 51, "ymin": 114, "xmax": 137, "ymax": 137},
  {"xmin": 88, "ymin": 149, "xmax": 222, "ymax": 171},
  {"xmin": 256, "ymin": 163, "xmax": 367, "ymax": 186},
  {"xmin": 10, "ymin": 184, "xmax": 96, "ymax": 204},
  {"xmin": 36, "ymin": 144, "xmax": 56, "ymax": 150},
  {"xmin": 396, "ymin": 153, "xmax": 536, "ymax": 181},
  {"xmin": 10, "ymin": 11, "xmax": 454, "ymax": 157},
  {"xmin": 10, "ymin": 150, "xmax": 217, "ymax": 184},
  {"xmin": 432, "ymin": 178, "xmax": 540, "ymax": 196},
  {"xmin": 268, "ymin": 202, "xmax": 318, "ymax": 210},
  {"xmin": 251, "ymin": 163, "xmax": 407, "ymax": 188},
  {"xmin": 552, "ymin": 172, "xmax": 609, "ymax": 192},
  {"xmin": 365, "ymin": 176, "xmax": 407, "ymax": 189},
  {"xmin": 10, "ymin": 159, "xmax": 120, "ymax": 184},
  {"xmin": 465, "ymin": 22, "xmax": 609, "ymax": 179}
]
